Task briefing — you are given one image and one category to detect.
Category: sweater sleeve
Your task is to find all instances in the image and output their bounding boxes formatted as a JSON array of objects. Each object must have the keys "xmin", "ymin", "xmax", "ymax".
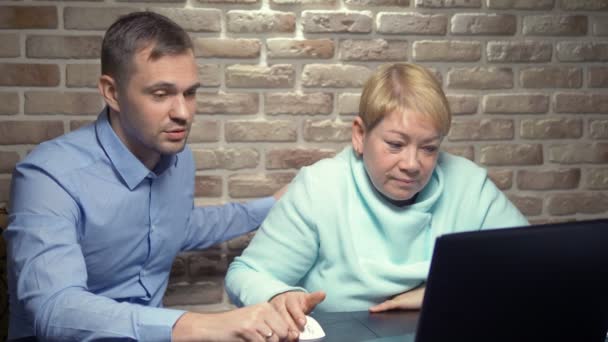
[
  {"xmin": 225, "ymin": 168, "xmax": 320, "ymax": 306},
  {"xmin": 477, "ymin": 174, "xmax": 529, "ymax": 229}
]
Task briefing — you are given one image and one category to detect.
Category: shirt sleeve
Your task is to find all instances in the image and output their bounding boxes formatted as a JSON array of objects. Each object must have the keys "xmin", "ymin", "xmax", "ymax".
[
  {"xmin": 6, "ymin": 163, "xmax": 185, "ymax": 341},
  {"xmin": 181, "ymin": 197, "xmax": 276, "ymax": 251},
  {"xmin": 225, "ymin": 170, "xmax": 318, "ymax": 307}
]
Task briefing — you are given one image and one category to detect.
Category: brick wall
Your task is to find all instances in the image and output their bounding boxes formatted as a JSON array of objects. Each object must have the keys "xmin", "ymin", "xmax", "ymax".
[{"xmin": 0, "ymin": 0, "xmax": 607, "ymax": 313}]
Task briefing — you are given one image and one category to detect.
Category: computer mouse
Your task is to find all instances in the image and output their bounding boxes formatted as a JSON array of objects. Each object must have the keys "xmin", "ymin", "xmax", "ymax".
[{"xmin": 299, "ymin": 315, "xmax": 326, "ymax": 341}]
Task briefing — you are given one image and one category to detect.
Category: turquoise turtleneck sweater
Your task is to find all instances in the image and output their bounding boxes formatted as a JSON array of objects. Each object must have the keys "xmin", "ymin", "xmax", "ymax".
[{"xmin": 226, "ymin": 147, "xmax": 528, "ymax": 312}]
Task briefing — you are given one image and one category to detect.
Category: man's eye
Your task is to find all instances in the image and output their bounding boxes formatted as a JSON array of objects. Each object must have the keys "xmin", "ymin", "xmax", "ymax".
[
  {"xmin": 184, "ymin": 90, "xmax": 197, "ymax": 98},
  {"xmin": 152, "ymin": 91, "xmax": 168, "ymax": 99}
]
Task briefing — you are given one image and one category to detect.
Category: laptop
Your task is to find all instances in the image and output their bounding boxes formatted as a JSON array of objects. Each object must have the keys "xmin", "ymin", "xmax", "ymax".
[
  {"xmin": 313, "ymin": 219, "xmax": 608, "ymax": 342},
  {"xmin": 415, "ymin": 218, "xmax": 608, "ymax": 342}
]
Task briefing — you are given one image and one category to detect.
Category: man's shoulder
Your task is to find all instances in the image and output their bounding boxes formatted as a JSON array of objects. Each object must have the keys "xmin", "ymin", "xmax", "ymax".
[{"xmin": 19, "ymin": 123, "xmax": 101, "ymax": 176}]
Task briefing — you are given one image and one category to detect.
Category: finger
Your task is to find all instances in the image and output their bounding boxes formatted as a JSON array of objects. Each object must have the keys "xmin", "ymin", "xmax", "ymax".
[
  {"xmin": 269, "ymin": 296, "xmax": 295, "ymax": 333},
  {"xmin": 282, "ymin": 300, "xmax": 306, "ymax": 335},
  {"xmin": 266, "ymin": 330, "xmax": 279, "ymax": 342},
  {"xmin": 368, "ymin": 299, "xmax": 397, "ymax": 313},
  {"xmin": 304, "ymin": 291, "xmax": 326, "ymax": 312},
  {"xmin": 287, "ymin": 328, "xmax": 300, "ymax": 342},
  {"xmin": 285, "ymin": 297, "xmax": 307, "ymax": 330},
  {"xmin": 244, "ymin": 328, "xmax": 265, "ymax": 342},
  {"xmin": 256, "ymin": 326, "xmax": 275, "ymax": 342},
  {"xmin": 265, "ymin": 307, "xmax": 292, "ymax": 340}
]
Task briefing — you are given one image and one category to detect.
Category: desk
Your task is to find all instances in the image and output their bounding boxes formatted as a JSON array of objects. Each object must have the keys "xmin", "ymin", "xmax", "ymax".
[
  {"xmin": 310, "ymin": 310, "xmax": 419, "ymax": 342},
  {"xmin": 311, "ymin": 310, "xmax": 608, "ymax": 342},
  {"xmin": 8, "ymin": 310, "xmax": 608, "ymax": 341}
]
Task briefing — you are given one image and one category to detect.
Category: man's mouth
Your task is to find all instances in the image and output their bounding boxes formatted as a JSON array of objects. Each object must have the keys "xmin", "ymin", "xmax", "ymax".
[{"xmin": 165, "ymin": 128, "xmax": 187, "ymax": 141}]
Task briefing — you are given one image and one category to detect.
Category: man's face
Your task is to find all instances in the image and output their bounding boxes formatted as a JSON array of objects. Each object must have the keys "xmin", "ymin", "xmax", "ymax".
[
  {"xmin": 353, "ymin": 110, "xmax": 441, "ymax": 202},
  {"xmin": 112, "ymin": 46, "xmax": 200, "ymax": 168}
]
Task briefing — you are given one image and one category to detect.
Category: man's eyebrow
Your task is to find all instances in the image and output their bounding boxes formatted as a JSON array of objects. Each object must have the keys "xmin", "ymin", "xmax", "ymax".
[
  {"xmin": 186, "ymin": 83, "xmax": 201, "ymax": 92},
  {"xmin": 143, "ymin": 82, "xmax": 201, "ymax": 92},
  {"xmin": 143, "ymin": 82, "xmax": 177, "ymax": 92}
]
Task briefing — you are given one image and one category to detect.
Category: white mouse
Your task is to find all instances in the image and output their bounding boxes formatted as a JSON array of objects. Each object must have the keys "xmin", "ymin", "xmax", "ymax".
[{"xmin": 299, "ymin": 315, "xmax": 326, "ymax": 341}]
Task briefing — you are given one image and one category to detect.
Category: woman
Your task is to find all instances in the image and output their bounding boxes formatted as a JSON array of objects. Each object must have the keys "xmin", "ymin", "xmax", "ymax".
[{"xmin": 225, "ymin": 63, "xmax": 528, "ymax": 334}]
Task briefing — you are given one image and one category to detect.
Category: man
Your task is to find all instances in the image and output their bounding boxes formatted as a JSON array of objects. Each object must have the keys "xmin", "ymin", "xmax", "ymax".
[{"xmin": 5, "ymin": 12, "xmax": 296, "ymax": 341}]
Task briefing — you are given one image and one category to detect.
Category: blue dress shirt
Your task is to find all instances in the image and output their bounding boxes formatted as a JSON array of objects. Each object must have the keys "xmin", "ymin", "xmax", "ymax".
[{"xmin": 5, "ymin": 108, "xmax": 275, "ymax": 341}]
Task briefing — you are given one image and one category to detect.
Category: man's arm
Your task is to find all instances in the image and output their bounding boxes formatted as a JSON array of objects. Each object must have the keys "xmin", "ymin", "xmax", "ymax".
[
  {"xmin": 180, "ymin": 198, "xmax": 273, "ymax": 251},
  {"xmin": 181, "ymin": 185, "xmax": 288, "ymax": 251},
  {"xmin": 6, "ymin": 163, "xmax": 185, "ymax": 340}
]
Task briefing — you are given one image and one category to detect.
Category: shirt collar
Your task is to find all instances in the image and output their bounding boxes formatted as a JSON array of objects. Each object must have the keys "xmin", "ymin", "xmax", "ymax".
[{"xmin": 95, "ymin": 107, "xmax": 178, "ymax": 190}]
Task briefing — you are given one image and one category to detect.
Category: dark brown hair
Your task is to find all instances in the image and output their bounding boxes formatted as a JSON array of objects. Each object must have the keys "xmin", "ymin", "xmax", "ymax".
[{"xmin": 101, "ymin": 11, "xmax": 193, "ymax": 86}]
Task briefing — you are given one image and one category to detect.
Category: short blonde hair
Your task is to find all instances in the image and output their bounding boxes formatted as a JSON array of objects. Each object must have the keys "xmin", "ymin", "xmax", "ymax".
[{"xmin": 358, "ymin": 63, "xmax": 451, "ymax": 136}]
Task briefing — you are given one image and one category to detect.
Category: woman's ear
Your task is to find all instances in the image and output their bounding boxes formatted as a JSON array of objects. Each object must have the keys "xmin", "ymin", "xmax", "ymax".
[
  {"xmin": 352, "ymin": 116, "xmax": 366, "ymax": 157},
  {"xmin": 98, "ymin": 75, "xmax": 121, "ymax": 113}
]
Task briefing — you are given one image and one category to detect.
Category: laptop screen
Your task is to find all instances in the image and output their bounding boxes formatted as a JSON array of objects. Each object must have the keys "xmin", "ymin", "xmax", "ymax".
[{"xmin": 416, "ymin": 219, "xmax": 608, "ymax": 342}]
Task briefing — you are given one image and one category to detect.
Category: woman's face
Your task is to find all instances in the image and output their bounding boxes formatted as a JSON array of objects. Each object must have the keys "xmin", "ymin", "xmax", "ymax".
[{"xmin": 352, "ymin": 110, "xmax": 442, "ymax": 202}]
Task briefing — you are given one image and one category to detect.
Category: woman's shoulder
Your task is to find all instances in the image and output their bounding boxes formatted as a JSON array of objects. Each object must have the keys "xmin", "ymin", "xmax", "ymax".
[
  {"xmin": 289, "ymin": 147, "xmax": 354, "ymax": 199},
  {"xmin": 298, "ymin": 147, "xmax": 351, "ymax": 177},
  {"xmin": 438, "ymin": 151, "xmax": 486, "ymax": 173},
  {"xmin": 437, "ymin": 151, "xmax": 488, "ymax": 186}
]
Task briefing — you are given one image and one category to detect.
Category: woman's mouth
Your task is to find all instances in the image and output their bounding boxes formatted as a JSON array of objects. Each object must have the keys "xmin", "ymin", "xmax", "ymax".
[{"xmin": 392, "ymin": 177, "xmax": 417, "ymax": 186}]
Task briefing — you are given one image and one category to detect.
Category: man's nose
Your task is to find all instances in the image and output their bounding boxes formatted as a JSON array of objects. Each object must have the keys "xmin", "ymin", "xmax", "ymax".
[{"xmin": 170, "ymin": 95, "xmax": 191, "ymax": 122}]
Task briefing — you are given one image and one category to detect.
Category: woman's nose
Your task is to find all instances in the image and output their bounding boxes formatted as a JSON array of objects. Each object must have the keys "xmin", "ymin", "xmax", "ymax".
[{"xmin": 398, "ymin": 148, "xmax": 420, "ymax": 173}]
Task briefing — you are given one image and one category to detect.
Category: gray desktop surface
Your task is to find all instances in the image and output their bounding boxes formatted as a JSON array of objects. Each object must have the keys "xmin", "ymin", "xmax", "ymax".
[
  {"xmin": 311, "ymin": 310, "xmax": 608, "ymax": 342},
  {"xmin": 310, "ymin": 310, "xmax": 418, "ymax": 342}
]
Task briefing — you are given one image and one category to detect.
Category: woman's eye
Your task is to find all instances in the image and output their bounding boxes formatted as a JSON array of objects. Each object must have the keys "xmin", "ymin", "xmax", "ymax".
[
  {"xmin": 386, "ymin": 141, "xmax": 402, "ymax": 149},
  {"xmin": 422, "ymin": 146, "xmax": 438, "ymax": 153}
]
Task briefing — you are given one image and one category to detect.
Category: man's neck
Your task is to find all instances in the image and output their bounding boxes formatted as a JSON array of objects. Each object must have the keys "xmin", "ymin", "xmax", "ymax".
[{"xmin": 107, "ymin": 107, "xmax": 160, "ymax": 170}]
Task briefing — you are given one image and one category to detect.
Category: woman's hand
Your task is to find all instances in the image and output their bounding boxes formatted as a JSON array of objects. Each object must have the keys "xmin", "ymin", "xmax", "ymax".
[
  {"xmin": 269, "ymin": 291, "xmax": 326, "ymax": 337},
  {"xmin": 369, "ymin": 286, "xmax": 426, "ymax": 313}
]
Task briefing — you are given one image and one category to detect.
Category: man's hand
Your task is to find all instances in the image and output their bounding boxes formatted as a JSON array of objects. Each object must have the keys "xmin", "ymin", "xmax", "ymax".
[
  {"xmin": 273, "ymin": 184, "xmax": 288, "ymax": 201},
  {"xmin": 172, "ymin": 302, "xmax": 295, "ymax": 342},
  {"xmin": 368, "ymin": 286, "xmax": 425, "ymax": 313},
  {"xmin": 269, "ymin": 291, "xmax": 326, "ymax": 337}
]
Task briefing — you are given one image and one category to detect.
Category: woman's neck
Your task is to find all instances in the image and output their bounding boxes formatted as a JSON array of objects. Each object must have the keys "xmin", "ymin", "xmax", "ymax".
[{"xmin": 385, "ymin": 193, "xmax": 418, "ymax": 207}]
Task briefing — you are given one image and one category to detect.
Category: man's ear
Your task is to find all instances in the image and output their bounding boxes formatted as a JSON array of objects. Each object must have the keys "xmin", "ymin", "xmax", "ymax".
[
  {"xmin": 98, "ymin": 75, "xmax": 121, "ymax": 113},
  {"xmin": 352, "ymin": 116, "xmax": 366, "ymax": 157}
]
